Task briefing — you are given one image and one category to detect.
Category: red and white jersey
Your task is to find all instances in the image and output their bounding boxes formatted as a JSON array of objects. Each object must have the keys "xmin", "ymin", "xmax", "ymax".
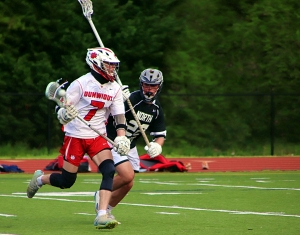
[{"xmin": 63, "ymin": 72, "xmax": 124, "ymax": 138}]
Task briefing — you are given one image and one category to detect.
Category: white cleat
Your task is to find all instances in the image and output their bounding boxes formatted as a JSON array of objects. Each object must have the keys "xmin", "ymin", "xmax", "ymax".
[
  {"xmin": 26, "ymin": 170, "xmax": 43, "ymax": 198},
  {"xmin": 107, "ymin": 210, "xmax": 121, "ymax": 224},
  {"xmin": 94, "ymin": 214, "xmax": 118, "ymax": 229},
  {"xmin": 94, "ymin": 190, "xmax": 121, "ymax": 224}
]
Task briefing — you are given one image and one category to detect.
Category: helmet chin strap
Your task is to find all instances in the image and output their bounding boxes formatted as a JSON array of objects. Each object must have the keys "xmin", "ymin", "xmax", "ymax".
[{"xmin": 93, "ymin": 65, "xmax": 115, "ymax": 82}]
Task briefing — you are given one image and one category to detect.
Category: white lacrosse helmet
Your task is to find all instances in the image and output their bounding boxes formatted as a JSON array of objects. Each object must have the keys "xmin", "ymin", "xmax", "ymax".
[
  {"xmin": 86, "ymin": 47, "xmax": 120, "ymax": 82},
  {"xmin": 139, "ymin": 68, "xmax": 163, "ymax": 102}
]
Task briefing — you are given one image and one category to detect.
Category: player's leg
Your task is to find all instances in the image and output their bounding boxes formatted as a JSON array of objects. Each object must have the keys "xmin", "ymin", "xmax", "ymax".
[
  {"xmin": 113, "ymin": 160, "xmax": 135, "ymax": 190},
  {"xmin": 109, "ymin": 161, "xmax": 135, "ymax": 206},
  {"xmin": 92, "ymin": 150, "xmax": 115, "ymax": 212},
  {"xmin": 94, "ymin": 160, "xmax": 134, "ymax": 213},
  {"xmin": 89, "ymin": 137, "xmax": 118, "ymax": 229},
  {"xmin": 27, "ymin": 137, "xmax": 81, "ymax": 198},
  {"xmin": 27, "ymin": 163, "xmax": 79, "ymax": 198},
  {"xmin": 106, "ymin": 147, "xmax": 140, "ymax": 218}
]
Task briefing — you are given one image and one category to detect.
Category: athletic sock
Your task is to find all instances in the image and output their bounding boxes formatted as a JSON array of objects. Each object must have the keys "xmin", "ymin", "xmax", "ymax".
[
  {"xmin": 36, "ymin": 176, "xmax": 43, "ymax": 187},
  {"xmin": 107, "ymin": 205, "xmax": 114, "ymax": 212},
  {"xmin": 98, "ymin": 210, "xmax": 106, "ymax": 216}
]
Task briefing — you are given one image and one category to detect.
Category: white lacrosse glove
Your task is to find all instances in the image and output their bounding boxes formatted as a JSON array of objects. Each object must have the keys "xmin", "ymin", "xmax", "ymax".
[
  {"xmin": 144, "ymin": 142, "xmax": 162, "ymax": 158},
  {"xmin": 122, "ymin": 85, "xmax": 130, "ymax": 102},
  {"xmin": 57, "ymin": 105, "xmax": 78, "ymax": 125},
  {"xmin": 114, "ymin": 136, "xmax": 130, "ymax": 155}
]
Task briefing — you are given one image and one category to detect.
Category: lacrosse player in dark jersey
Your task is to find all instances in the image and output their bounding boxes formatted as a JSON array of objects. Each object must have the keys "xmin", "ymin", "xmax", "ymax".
[{"xmin": 94, "ymin": 68, "xmax": 167, "ymax": 221}]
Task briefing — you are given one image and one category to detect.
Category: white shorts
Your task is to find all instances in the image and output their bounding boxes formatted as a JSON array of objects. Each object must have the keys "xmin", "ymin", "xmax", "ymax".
[{"xmin": 111, "ymin": 146, "xmax": 140, "ymax": 172}]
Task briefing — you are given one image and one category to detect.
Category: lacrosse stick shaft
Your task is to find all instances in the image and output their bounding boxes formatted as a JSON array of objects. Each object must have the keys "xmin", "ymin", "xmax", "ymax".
[
  {"xmin": 126, "ymin": 99, "xmax": 150, "ymax": 146},
  {"xmin": 115, "ymin": 74, "xmax": 149, "ymax": 146},
  {"xmin": 62, "ymin": 106, "xmax": 117, "ymax": 146},
  {"xmin": 79, "ymin": 0, "xmax": 150, "ymax": 146},
  {"xmin": 87, "ymin": 19, "xmax": 104, "ymax": 47},
  {"xmin": 75, "ymin": 116, "xmax": 117, "ymax": 147}
]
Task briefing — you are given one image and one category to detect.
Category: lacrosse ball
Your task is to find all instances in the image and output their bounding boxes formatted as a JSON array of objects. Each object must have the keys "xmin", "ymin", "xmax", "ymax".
[{"xmin": 58, "ymin": 89, "xmax": 66, "ymax": 97}]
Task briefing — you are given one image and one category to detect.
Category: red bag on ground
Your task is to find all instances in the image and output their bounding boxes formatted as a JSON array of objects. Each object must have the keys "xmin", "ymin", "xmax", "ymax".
[{"xmin": 139, "ymin": 154, "xmax": 188, "ymax": 172}]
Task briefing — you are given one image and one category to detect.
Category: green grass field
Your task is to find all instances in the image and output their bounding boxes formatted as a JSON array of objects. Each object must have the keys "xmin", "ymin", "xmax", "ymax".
[{"xmin": 0, "ymin": 171, "xmax": 299, "ymax": 235}]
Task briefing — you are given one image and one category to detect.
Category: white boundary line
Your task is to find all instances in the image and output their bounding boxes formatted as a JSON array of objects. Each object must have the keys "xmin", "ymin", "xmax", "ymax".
[
  {"xmin": 119, "ymin": 202, "xmax": 300, "ymax": 218},
  {"xmin": 0, "ymin": 213, "xmax": 16, "ymax": 217},
  {"xmin": 139, "ymin": 180, "xmax": 300, "ymax": 191},
  {"xmin": 0, "ymin": 194, "xmax": 299, "ymax": 218},
  {"xmin": 187, "ymin": 183, "xmax": 300, "ymax": 191}
]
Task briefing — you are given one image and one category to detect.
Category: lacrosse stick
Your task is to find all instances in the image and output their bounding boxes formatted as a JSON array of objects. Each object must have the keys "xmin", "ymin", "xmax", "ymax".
[
  {"xmin": 78, "ymin": 0, "xmax": 150, "ymax": 146},
  {"xmin": 45, "ymin": 80, "xmax": 118, "ymax": 147}
]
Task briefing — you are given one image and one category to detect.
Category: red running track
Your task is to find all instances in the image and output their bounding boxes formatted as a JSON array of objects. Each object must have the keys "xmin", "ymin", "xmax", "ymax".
[{"xmin": 1, "ymin": 157, "xmax": 300, "ymax": 173}]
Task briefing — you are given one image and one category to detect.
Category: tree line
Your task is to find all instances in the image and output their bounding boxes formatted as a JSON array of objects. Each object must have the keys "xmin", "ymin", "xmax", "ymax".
[{"xmin": 0, "ymin": 0, "xmax": 299, "ymax": 155}]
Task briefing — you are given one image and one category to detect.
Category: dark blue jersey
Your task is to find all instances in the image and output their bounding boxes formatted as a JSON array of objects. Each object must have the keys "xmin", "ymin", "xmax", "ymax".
[{"xmin": 106, "ymin": 90, "xmax": 166, "ymax": 149}]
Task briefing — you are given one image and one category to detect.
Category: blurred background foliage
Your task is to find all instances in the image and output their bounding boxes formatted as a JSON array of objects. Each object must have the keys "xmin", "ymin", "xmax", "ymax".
[{"xmin": 0, "ymin": 0, "xmax": 299, "ymax": 156}]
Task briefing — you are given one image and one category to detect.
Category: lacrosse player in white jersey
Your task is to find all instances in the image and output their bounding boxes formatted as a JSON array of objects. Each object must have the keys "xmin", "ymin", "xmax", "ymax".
[
  {"xmin": 26, "ymin": 47, "xmax": 130, "ymax": 230},
  {"xmin": 94, "ymin": 68, "xmax": 167, "ymax": 222}
]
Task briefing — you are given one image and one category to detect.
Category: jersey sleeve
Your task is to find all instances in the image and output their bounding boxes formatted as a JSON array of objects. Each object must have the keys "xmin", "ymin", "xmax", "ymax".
[
  {"xmin": 109, "ymin": 85, "xmax": 125, "ymax": 116},
  {"xmin": 148, "ymin": 107, "xmax": 167, "ymax": 139},
  {"xmin": 65, "ymin": 80, "xmax": 82, "ymax": 106}
]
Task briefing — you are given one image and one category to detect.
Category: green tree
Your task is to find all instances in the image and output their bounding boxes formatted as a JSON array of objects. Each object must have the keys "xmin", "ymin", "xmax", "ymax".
[
  {"xmin": 0, "ymin": 0, "xmax": 182, "ymax": 149},
  {"xmin": 163, "ymin": 0, "xmax": 300, "ymax": 151}
]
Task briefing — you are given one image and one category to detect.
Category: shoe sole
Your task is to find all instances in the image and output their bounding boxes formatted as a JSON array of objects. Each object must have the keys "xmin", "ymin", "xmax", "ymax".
[
  {"xmin": 27, "ymin": 170, "xmax": 43, "ymax": 198},
  {"xmin": 95, "ymin": 221, "xmax": 118, "ymax": 229}
]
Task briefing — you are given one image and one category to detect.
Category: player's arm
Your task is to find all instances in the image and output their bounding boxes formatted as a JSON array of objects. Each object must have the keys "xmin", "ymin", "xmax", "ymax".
[
  {"xmin": 112, "ymin": 114, "xmax": 130, "ymax": 155},
  {"xmin": 145, "ymin": 135, "xmax": 165, "ymax": 158},
  {"xmin": 145, "ymin": 107, "xmax": 167, "ymax": 158},
  {"xmin": 56, "ymin": 81, "xmax": 81, "ymax": 125},
  {"xmin": 110, "ymin": 88, "xmax": 130, "ymax": 155},
  {"xmin": 65, "ymin": 80, "xmax": 82, "ymax": 105},
  {"xmin": 113, "ymin": 114, "xmax": 127, "ymax": 133},
  {"xmin": 153, "ymin": 136, "xmax": 165, "ymax": 147}
]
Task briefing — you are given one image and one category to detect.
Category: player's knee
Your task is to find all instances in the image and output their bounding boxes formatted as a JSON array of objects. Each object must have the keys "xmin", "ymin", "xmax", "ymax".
[
  {"xmin": 128, "ymin": 180, "xmax": 134, "ymax": 188},
  {"xmin": 118, "ymin": 179, "xmax": 134, "ymax": 192},
  {"xmin": 50, "ymin": 169, "xmax": 77, "ymax": 189},
  {"xmin": 98, "ymin": 159, "xmax": 115, "ymax": 191},
  {"xmin": 125, "ymin": 179, "xmax": 134, "ymax": 190}
]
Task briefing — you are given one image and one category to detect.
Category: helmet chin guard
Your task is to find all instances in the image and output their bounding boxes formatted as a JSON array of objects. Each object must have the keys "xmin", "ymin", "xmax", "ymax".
[
  {"xmin": 86, "ymin": 47, "xmax": 120, "ymax": 82},
  {"xmin": 139, "ymin": 68, "xmax": 163, "ymax": 102}
]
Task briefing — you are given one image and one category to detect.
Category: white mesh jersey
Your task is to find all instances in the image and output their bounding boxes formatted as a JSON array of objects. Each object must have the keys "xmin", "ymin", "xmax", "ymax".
[{"xmin": 63, "ymin": 72, "xmax": 124, "ymax": 138}]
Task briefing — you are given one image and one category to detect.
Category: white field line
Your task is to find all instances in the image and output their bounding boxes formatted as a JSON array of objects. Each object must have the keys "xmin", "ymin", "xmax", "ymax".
[
  {"xmin": 139, "ymin": 180, "xmax": 300, "ymax": 191},
  {"xmin": 119, "ymin": 202, "xmax": 300, "ymax": 218},
  {"xmin": 0, "ymin": 194, "xmax": 299, "ymax": 218},
  {"xmin": 139, "ymin": 181, "xmax": 184, "ymax": 185},
  {"xmin": 0, "ymin": 213, "xmax": 16, "ymax": 217},
  {"xmin": 142, "ymin": 192, "xmax": 202, "ymax": 195},
  {"xmin": 0, "ymin": 234, "xmax": 18, "ymax": 235},
  {"xmin": 75, "ymin": 213, "xmax": 94, "ymax": 216},
  {"xmin": 187, "ymin": 183, "xmax": 300, "ymax": 191},
  {"xmin": 156, "ymin": 212, "xmax": 179, "ymax": 215}
]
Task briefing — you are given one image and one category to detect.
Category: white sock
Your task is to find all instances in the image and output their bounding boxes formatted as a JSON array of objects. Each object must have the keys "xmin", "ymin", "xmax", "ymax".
[
  {"xmin": 107, "ymin": 205, "xmax": 114, "ymax": 212},
  {"xmin": 36, "ymin": 176, "xmax": 43, "ymax": 187},
  {"xmin": 98, "ymin": 210, "xmax": 106, "ymax": 216}
]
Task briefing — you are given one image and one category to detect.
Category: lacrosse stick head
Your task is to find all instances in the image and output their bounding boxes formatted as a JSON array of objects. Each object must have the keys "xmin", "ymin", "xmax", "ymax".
[
  {"xmin": 86, "ymin": 47, "xmax": 120, "ymax": 82},
  {"xmin": 45, "ymin": 81, "xmax": 67, "ymax": 107},
  {"xmin": 139, "ymin": 69, "xmax": 164, "ymax": 102},
  {"xmin": 78, "ymin": 0, "xmax": 93, "ymax": 19}
]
